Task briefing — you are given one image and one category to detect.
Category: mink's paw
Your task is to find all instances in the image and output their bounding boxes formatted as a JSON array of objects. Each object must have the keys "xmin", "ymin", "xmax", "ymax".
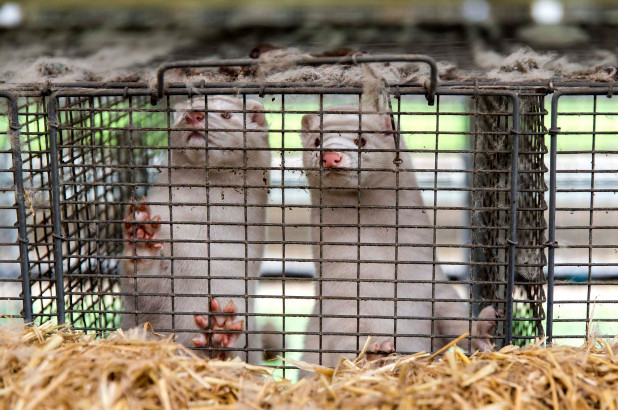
[
  {"xmin": 472, "ymin": 306, "xmax": 503, "ymax": 352},
  {"xmin": 123, "ymin": 202, "xmax": 163, "ymax": 259},
  {"xmin": 192, "ymin": 299, "xmax": 244, "ymax": 359},
  {"xmin": 362, "ymin": 339, "xmax": 395, "ymax": 365}
]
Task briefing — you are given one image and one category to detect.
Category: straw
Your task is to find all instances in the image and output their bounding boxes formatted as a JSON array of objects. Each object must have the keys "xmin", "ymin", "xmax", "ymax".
[{"xmin": 1, "ymin": 322, "xmax": 616, "ymax": 409}]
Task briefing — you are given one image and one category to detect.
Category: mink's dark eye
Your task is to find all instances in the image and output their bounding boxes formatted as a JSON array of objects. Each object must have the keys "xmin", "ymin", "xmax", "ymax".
[
  {"xmin": 354, "ymin": 137, "xmax": 367, "ymax": 147},
  {"xmin": 220, "ymin": 112, "xmax": 232, "ymax": 119},
  {"xmin": 314, "ymin": 137, "xmax": 321, "ymax": 147}
]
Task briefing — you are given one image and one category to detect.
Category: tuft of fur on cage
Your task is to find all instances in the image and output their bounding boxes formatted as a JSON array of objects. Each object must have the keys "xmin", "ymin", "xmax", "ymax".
[
  {"xmin": 0, "ymin": 323, "xmax": 616, "ymax": 409},
  {"xmin": 474, "ymin": 47, "xmax": 618, "ymax": 82},
  {"xmin": 171, "ymin": 47, "xmax": 454, "ymax": 88},
  {"xmin": 2, "ymin": 45, "xmax": 616, "ymax": 85}
]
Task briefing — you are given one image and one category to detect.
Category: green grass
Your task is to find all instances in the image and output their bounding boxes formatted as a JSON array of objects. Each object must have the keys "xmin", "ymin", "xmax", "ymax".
[
  {"xmin": 551, "ymin": 305, "xmax": 617, "ymax": 347},
  {"xmin": 262, "ymin": 96, "xmax": 469, "ymax": 151},
  {"xmin": 0, "ymin": 118, "xmax": 8, "ymax": 150},
  {"xmin": 550, "ymin": 96, "xmax": 618, "ymax": 151},
  {"xmin": 547, "ymin": 283, "xmax": 618, "ymax": 347},
  {"xmin": 64, "ymin": 293, "xmax": 122, "ymax": 335},
  {"xmin": 0, "ymin": 302, "xmax": 23, "ymax": 326},
  {"xmin": 10, "ymin": 95, "xmax": 618, "ymax": 155},
  {"xmin": 263, "ymin": 96, "xmax": 618, "ymax": 156}
]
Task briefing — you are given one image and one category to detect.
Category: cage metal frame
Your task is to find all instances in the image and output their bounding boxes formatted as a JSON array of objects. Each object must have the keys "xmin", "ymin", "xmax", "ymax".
[
  {"xmin": 2, "ymin": 92, "xmax": 32, "ymax": 321},
  {"xmin": 15, "ymin": 85, "xmax": 525, "ymax": 345},
  {"xmin": 1, "ymin": 54, "xmax": 614, "ymax": 361},
  {"xmin": 546, "ymin": 86, "xmax": 618, "ymax": 344}
]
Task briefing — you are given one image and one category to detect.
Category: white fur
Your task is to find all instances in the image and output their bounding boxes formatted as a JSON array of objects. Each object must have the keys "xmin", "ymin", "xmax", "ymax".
[
  {"xmin": 299, "ymin": 106, "xmax": 491, "ymax": 370},
  {"xmin": 120, "ymin": 96, "xmax": 270, "ymax": 363}
]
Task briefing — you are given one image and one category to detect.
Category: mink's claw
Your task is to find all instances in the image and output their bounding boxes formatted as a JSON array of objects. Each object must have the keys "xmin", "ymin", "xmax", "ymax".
[
  {"xmin": 123, "ymin": 202, "xmax": 163, "ymax": 258},
  {"xmin": 192, "ymin": 298, "xmax": 244, "ymax": 354},
  {"xmin": 362, "ymin": 339, "xmax": 395, "ymax": 365}
]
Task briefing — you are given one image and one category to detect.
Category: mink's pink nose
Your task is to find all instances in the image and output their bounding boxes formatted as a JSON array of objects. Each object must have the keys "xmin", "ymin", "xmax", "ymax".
[
  {"xmin": 322, "ymin": 152, "xmax": 343, "ymax": 168},
  {"xmin": 184, "ymin": 111, "xmax": 205, "ymax": 125}
]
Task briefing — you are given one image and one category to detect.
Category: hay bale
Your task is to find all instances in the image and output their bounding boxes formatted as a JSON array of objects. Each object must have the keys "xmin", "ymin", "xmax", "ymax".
[
  {"xmin": 0, "ymin": 322, "xmax": 275, "ymax": 409},
  {"xmin": 0, "ymin": 323, "xmax": 616, "ymax": 409}
]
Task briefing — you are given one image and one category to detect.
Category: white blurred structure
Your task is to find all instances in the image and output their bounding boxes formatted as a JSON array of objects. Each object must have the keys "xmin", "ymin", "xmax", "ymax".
[{"xmin": 0, "ymin": 2, "xmax": 23, "ymax": 28}]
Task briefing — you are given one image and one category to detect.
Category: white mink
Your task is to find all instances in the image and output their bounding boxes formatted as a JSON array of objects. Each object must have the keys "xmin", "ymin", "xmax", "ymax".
[
  {"xmin": 120, "ymin": 96, "xmax": 270, "ymax": 362},
  {"xmin": 298, "ymin": 105, "xmax": 497, "ymax": 370}
]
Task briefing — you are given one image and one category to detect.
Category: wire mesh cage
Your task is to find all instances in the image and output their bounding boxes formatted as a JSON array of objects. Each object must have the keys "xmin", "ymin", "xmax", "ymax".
[
  {"xmin": 2, "ymin": 55, "xmax": 616, "ymax": 378},
  {"xmin": 0, "ymin": 94, "xmax": 24, "ymax": 326},
  {"xmin": 547, "ymin": 88, "xmax": 618, "ymax": 346},
  {"xmin": 470, "ymin": 93, "xmax": 547, "ymax": 346}
]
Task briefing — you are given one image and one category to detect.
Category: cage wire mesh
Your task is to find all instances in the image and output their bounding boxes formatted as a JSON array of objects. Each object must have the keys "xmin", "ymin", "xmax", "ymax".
[
  {"xmin": 0, "ymin": 96, "xmax": 23, "ymax": 325},
  {"xmin": 20, "ymin": 94, "xmax": 55, "ymax": 326},
  {"xmin": 54, "ymin": 94, "xmax": 165, "ymax": 333},
  {"xmin": 2, "ymin": 61, "xmax": 617, "ymax": 371},
  {"xmin": 5, "ymin": 93, "xmax": 165, "ymax": 331},
  {"xmin": 547, "ymin": 89, "xmax": 618, "ymax": 345},
  {"xmin": 9, "ymin": 83, "xmax": 543, "ymax": 363},
  {"xmin": 470, "ymin": 93, "xmax": 547, "ymax": 348}
]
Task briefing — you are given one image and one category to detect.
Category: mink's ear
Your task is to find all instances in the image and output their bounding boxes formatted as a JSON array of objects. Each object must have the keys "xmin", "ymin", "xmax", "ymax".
[
  {"xmin": 245, "ymin": 99, "xmax": 267, "ymax": 127},
  {"xmin": 300, "ymin": 114, "xmax": 318, "ymax": 147},
  {"xmin": 301, "ymin": 113, "xmax": 318, "ymax": 132},
  {"xmin": 383, "ymin": 115, "xmax": 393, "ymax": 136},
  {"xmin": 172, "ymin": 101, "xmax": 190, "ymax": 126}
]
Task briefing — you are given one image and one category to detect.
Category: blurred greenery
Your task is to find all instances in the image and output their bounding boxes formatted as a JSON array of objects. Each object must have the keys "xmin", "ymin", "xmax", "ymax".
[
  {"xmin": 2, "ymin": 87, "xmax": 616, "ymax": 154},
  {"xmin": 0, "ymin": 303, "xmax": 23, "ymax": 326},
  {"xmin": 550, "ymin": 301, "xmax": 617, "ymax": 347},
  {"xmin": 11, "ymin": 95, "xmax": 614, "ymax": 153},
  {"xmin": 0, "ymin": 113, "xmax": 8, "ymax": 150}
]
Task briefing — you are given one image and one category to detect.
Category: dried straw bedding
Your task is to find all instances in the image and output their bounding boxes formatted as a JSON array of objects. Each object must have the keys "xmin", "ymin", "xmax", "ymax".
[{"xmin": 0, "ymin": 323, "xmax": 616, "ymax": 409}]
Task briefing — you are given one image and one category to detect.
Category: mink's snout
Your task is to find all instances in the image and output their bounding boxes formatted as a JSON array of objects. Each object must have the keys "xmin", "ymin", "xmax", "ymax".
[
  {"xmin": 322, "ymin": 152, "xmax": 343, "ymax": 168},
  {"xmin": 184, "ymin": 111, "xmax": 205, "ymax": 125}
]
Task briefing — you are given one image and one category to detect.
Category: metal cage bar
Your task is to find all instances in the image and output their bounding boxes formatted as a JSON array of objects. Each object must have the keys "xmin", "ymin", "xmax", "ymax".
[
  {"xmin": 20, "ymin": 85, "xmax": 533, "ymax": 352},
  {"xmin": 153, "ymin": 55, "xmax": 439, "ymax": 104},
  {"xmin": 11, "ymin": 70, "xmax": 618, "ymax": 367},
  {"xmin": 1, "ymin": 92, "xmax": 32, "ymax": 323},
  {"xmin": 546, "ymin": 86, "xmax": 616, "ymax": 344}
]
